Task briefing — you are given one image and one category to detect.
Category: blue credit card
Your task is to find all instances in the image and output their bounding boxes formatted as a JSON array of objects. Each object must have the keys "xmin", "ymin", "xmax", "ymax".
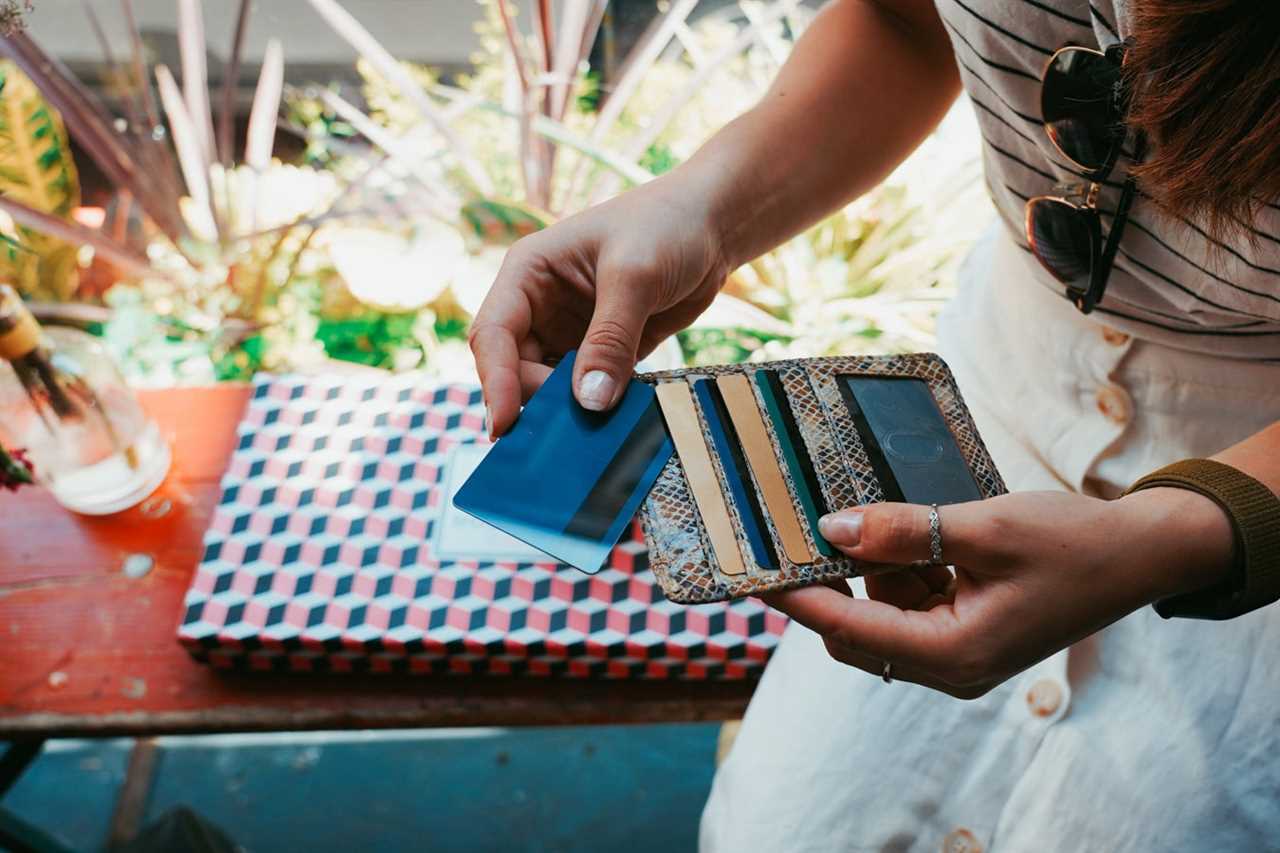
[
  {"xmin": 691, "ymin": 378, "xmax": 777, "ymax": 570},
  {"xmin": 453, "ymin": 351, "xmax": 674, "ymax": 574}
]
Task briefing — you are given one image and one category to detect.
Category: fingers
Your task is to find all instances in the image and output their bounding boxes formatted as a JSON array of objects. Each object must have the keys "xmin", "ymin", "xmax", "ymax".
[
  {"xmin": 818, "ymin": 502, "xmax": 989, "ymax": 567},
  {"xmin": 762, "ymin": 584, "xmax": 991, "ymax": 696},
  {"xmin": 760, "ymin": 585, "xmax": 954, "ymax": 674},
  {"xmin": 821, "ymin": 577, "xmax": 854, "ymax": 597},
  {"xmin": 469, "ymin": 256, "xmax": 535, "ymax": 439},
  {"xmin": 637, "ymin": 281, "xmax": 719, "ymax": 358},
  {"xmin": 865, "ymin": 564, "xmax": 954, "ymax": 610},
  {"xmin": 573, "ymin": 260, "xmax": 657, "ymax": 411},
  {"xmin": 469, "ymin": 323, "xmax": 524, "ymax": 440},
  {"xmin": 820, "ymin": 639, "xmax": 987, "ymax": 700},
  {"xmin": 519, "ymin": 360, "xmax": 554, "ymax": 401}
]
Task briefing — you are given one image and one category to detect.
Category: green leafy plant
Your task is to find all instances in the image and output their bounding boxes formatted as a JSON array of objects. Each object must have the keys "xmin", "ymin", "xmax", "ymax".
[
  {"xmin": 285, "ymin": 0, "xmax": 811, "ymax": 373},
  {"xmin": 0, "ymin": 59, "xmax": 81, "ymax": 301},
  {"xmin": 0, "ymin": 0, "xmax": 991, "ymax": 383},
  {"xmin": 304, "ymin": 0, "xmax": 988, "ymax": 366},
  {"xmin": 0, "ymin": 0, "xmax": 398, "ymax": 380}
]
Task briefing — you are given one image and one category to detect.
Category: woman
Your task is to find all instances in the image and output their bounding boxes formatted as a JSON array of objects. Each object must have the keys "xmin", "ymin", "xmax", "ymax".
[{"xmin": 470, "ymin": 1, "xmax": 1280, "ymax": 849}]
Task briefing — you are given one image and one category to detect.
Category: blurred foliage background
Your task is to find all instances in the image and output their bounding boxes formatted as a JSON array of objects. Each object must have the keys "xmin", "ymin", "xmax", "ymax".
[{"xmin": 0, "ymin": 0, "xmax": 991, "ymax": 386}]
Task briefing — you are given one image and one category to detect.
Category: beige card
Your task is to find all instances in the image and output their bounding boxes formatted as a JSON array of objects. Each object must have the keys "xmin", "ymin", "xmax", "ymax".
[
  {"xmin": 716, "ymin": 374, "xmax": 814, "ymax": 565},
  {"xmin": 654, "ymin": 381, "xmax": 747, "ymax": 576}
]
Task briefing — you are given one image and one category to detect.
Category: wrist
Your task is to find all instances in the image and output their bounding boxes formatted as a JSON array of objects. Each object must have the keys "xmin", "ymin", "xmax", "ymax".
[
  {"xmin": 1116, "ymin": 486, "xmax": 1236, "ymax": 603},
  {"xmin": 642, "ymin": 155, "xmax": 736, "ymax": 280},
  {"xmin": 670, "ymin": 111, "xmax": 781, "ymax": 271}
]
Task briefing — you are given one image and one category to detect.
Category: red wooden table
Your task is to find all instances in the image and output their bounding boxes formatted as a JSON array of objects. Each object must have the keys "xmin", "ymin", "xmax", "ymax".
[{"xmin": 0, "ymin": 386, "xmax": 755, "ymax": 741}]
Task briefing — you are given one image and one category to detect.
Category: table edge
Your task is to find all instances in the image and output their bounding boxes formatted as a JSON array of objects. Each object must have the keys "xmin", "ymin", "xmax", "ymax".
[{"xmin": 0, "ymin": 694, "xmax": 752, "ymax": 739}]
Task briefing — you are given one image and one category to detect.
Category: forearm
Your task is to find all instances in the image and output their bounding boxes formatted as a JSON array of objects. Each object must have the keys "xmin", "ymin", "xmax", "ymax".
[
  {"xmin": 1119, "ymin": 420, "xmax": 1280, "ymax": 602},
  {"xmin": 1211, "ymin": 420, "xmax": 1280, "ymax": 494},
  {"xmin": 667, "ymin": 0, "xmax": 961, "ymax": 268}
]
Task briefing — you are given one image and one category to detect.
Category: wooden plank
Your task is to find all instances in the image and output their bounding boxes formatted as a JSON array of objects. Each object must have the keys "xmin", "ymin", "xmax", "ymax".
[
  {"xmin": 108, "ymin": 738, "xmax": 159, "ymax": 846},
  {"xmin": 0, "ymin": 386, "xmax": 754, "ymax": 738}
]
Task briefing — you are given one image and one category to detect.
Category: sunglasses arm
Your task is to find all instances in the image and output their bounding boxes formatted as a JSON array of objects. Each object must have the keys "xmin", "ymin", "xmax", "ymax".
[
  {"xmin": 1079, "ymin": 134, "xmax": 1147, "ymax": 314},
  {"xmin": 1079, "ymin": 176, "xmax": 1136, "ymax": 313}
]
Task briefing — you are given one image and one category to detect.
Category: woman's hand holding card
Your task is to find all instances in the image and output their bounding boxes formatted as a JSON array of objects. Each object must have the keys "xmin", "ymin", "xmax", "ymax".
[{"xmin": 467, "ymin": 176, "xmax": 729, "ymax": 439}]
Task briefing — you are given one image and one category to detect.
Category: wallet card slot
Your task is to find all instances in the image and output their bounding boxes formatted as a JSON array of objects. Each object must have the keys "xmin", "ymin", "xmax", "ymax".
[
  {"xmin": 777, "ymin": 366, "xmax": 869, "ymax": 511},
  {"xmin": 836, "ymin": 374, "xmax": 983, "ymax": 506},
  {"xmin": 753, "ymin": 369, "xmax": 835, "ymax": 558},
  {"xmin": 809, "ymin": 368, "xmax": 888, "ymax": 505},
  {"xmin": 692, "ymin": 378, "xmax": 778, "ymax": 571},
  {"xmin": 716, "ymin": 373, "xmax": 814, "ymax": 565},
  {"xmin": 654, "ymin": 381, "xmax": 748, "ymax": 576}
]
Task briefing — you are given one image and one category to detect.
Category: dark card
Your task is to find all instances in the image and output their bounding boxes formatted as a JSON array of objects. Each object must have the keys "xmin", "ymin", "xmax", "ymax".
[{"xmin": 837, "ymin": 375, "xmax": 982, "ymax": 506}]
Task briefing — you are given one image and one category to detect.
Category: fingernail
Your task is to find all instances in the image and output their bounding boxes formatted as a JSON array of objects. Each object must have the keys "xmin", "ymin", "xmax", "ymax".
[
  {"xmin": 819, "ymin": 511, "xmax": 862, "ymax": 545},
  {"xmin": 578, "ymin": 370, "xmax": 616, "ymax": 411},
  {"xmin": 485, "ymin": 405, "xmax": 494, "ymax": 441}
]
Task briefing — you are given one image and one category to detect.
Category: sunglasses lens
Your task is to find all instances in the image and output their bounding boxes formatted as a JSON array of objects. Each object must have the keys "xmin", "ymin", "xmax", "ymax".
[
  {"xmin": 1042, "ymin": 48, "xmax": 1122, "ymax": 173},
  {"xmin": 1027, "ymin": 199, "xmax": 1096, "ymax": 292}
]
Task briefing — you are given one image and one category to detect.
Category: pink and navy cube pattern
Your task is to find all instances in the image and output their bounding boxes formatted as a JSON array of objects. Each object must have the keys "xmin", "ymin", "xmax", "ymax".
[{"xmin": 178, "ymin": 373, "xmax": 786, "ymax": 678}]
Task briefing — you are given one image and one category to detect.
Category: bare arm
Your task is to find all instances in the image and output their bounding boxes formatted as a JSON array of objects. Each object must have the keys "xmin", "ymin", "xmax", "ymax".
[
  {"xmin": 685, "ymin": 0, "xmax": 962, "ymax": 268},
  {"xmin": 469, "ymin": 0, "xmax": 961, "ymax": 435}
]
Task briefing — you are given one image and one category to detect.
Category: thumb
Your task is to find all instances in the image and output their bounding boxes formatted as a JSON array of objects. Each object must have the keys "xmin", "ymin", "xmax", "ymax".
[
  {"xmin": 819, "ymin": 502, "xmax": 971, "ymax": 565},
  {"xmin": 574, "ymin": 268, "xmax": 654, "ymax": 411}
]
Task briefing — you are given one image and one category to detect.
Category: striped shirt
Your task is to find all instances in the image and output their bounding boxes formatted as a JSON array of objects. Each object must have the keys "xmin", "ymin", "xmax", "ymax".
[{"xmin": 937, "ymin": 0, "xmax": 1280, "ymax": 359}]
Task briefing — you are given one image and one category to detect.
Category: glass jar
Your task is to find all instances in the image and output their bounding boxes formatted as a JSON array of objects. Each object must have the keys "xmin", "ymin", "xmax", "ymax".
[{"xmin": 0, "ymin": 285, "xmax": 170, "ymax": 514}]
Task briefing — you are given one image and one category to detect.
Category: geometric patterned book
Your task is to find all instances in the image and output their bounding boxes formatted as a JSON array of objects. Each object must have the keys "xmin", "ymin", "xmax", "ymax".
[{"xmin": 178, "ymin": 373, "xmax": 786, "ymax": 679}]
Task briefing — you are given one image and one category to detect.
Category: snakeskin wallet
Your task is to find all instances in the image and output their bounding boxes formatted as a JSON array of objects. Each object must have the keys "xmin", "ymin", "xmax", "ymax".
[{"xmin": 636, "ymin": 354, "xmax": 1006, "ymax": 604}]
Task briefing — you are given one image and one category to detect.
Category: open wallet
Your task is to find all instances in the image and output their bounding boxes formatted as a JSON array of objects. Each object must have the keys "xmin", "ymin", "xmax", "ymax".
[
  {"xmin": 635, "ymin": 354, "xmax": 1007, "ymax": 603},
  {"xmin": 454, "ymin": 352, "xmax": 1006, "ymax": 605}
]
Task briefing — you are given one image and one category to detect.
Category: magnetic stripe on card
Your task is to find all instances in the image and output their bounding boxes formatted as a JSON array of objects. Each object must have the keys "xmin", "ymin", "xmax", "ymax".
[
  {"xmin": 716, "ymin": 373, "xmax": 814, "ymax": 565},
  {"xmin": 654, "ymin": 381, "xmax": 747, "ymax": 576},
  {"xmin": 563, "ymin": 400, "xmax": 670, "ymax": 540}
]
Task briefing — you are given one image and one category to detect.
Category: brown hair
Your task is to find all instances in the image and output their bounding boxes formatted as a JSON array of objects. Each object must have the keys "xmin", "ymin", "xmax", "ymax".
[{"xmin": 1124, "ymin": 1, "xmax": 1280, "ymax": 241}]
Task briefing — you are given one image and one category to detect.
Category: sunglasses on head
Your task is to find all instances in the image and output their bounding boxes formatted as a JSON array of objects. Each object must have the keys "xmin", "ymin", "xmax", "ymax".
[{"xmin": 1025, "ymin": 42, "xmax": 1147, "ymax": 315}]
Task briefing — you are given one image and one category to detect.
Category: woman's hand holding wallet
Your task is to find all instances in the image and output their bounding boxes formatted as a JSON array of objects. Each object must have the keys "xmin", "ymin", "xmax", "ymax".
[{"xmin": 766, "ymin": 488, "xmax": 1235, "ymax": 698}]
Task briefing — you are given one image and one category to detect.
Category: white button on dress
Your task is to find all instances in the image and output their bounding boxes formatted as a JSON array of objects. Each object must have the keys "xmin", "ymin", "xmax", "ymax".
[
  {"xmin": 1026, "ymin": 677, "xmax": 1064, "ymax": 718},
  {"xmin": 1102, "ymin": 326, "xmax": 1131, "ymax": 347},
  {"xmin": 941, "ymin": 828, "xmax": 982, "ymax": 853},
  {"xmin": 1094, "ymin": 385, "xmax": 1132, "ymax": 425}
]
